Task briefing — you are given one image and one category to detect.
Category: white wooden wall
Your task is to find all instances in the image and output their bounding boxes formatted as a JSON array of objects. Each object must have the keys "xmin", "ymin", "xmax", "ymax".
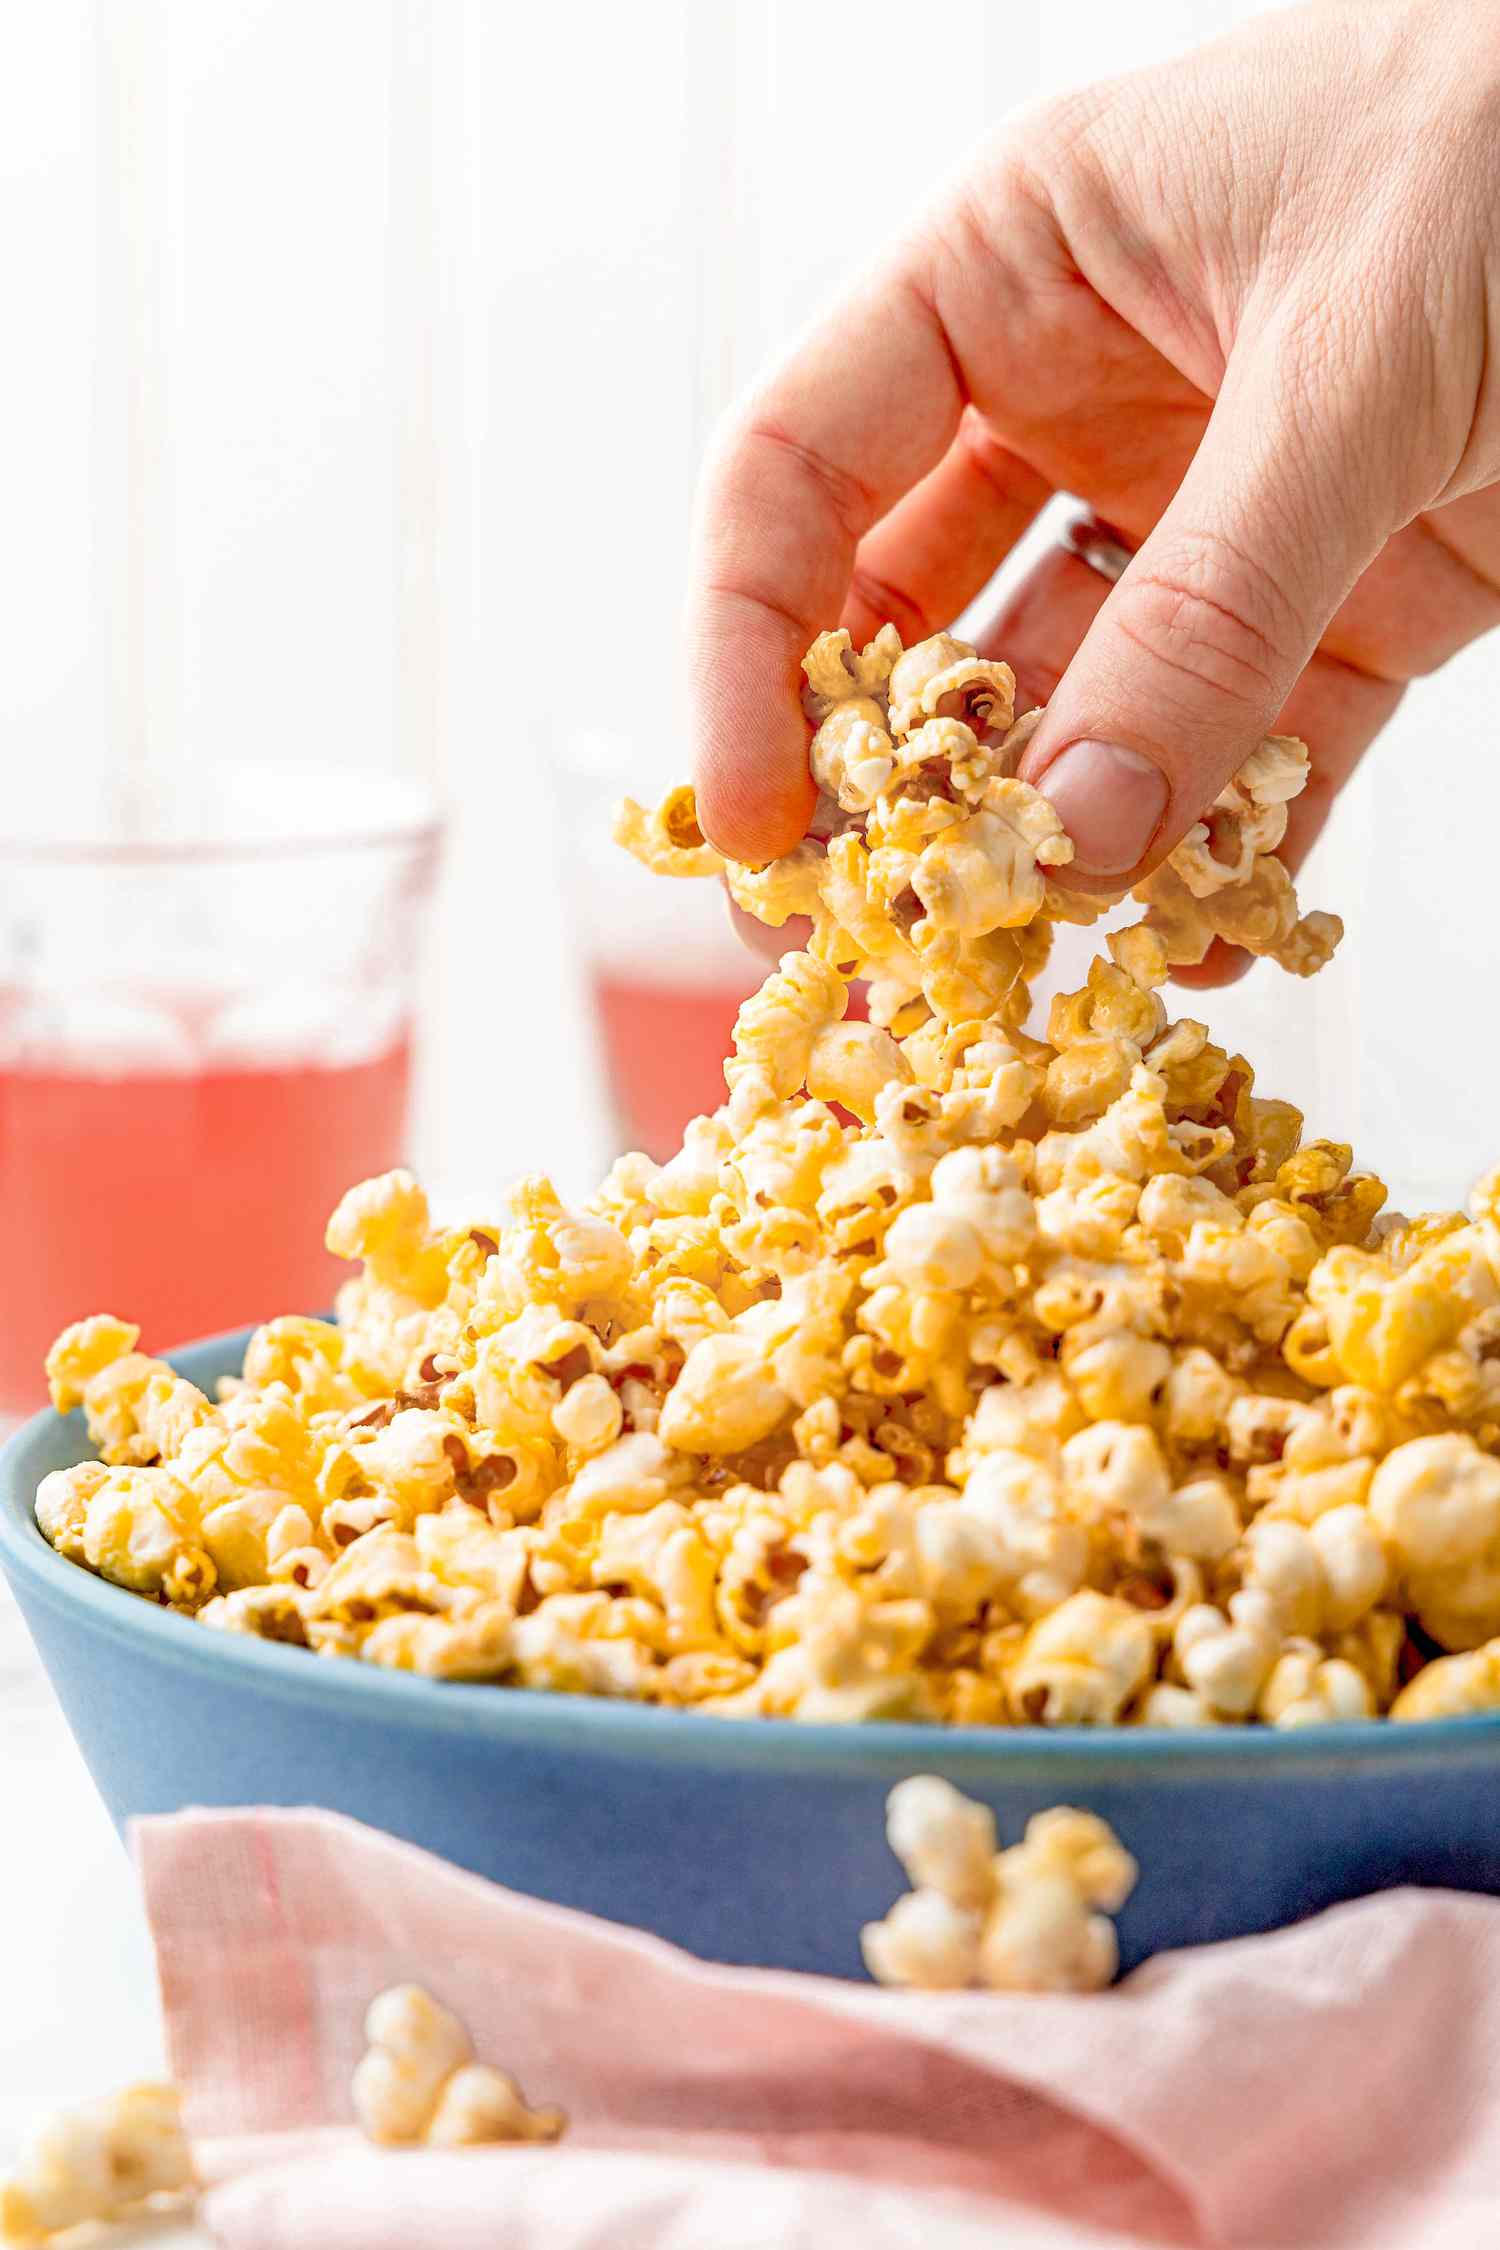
[{"xmin": 0, "ymin": 0, "xmax": 1492, "ymax": 1213}]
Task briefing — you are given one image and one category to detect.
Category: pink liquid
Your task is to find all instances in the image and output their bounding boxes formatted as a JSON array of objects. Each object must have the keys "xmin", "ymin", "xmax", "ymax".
[
  {"xmin": 0, "ymin": 1038, "xmax": 412, "ymax": 1420},
  {"xmin": 590, "ymin": 969, "xmax": 870, "ymax": 1162},
  {"xmin": 592, "ymin": 972, "xmax": 749, "ymax": 1160}
]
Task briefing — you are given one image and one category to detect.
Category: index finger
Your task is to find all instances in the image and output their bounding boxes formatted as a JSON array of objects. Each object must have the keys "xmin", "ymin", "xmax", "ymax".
[{"xmin": 688, "ymin": 253, "xmax": 966, "ymax": 864}]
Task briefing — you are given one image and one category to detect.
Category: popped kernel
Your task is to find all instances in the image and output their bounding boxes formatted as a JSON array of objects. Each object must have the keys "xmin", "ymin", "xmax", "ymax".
[
  {"xmin": 33, "ymin": 621, "xmax": 1500, "ymax": 1733},
  {"xmin": 864, "ymin": 1778, "xmax": 1136, "ymax": 1992},
  {"xmin": 424, "ymin": 2066, "xmax": 567, "ymax": 2149},
  {"xmin": 352, "ymin": 1984, "xmax": 475, "ymax": 2144},
  {"xmin": 1008, "ymin": 1592, "xmax": 1155, "ymax": 1724},
  {"xmin": 0, "ymin": 2085, "xmax": 194, "ymax": 2244},
  {"xmin": 885, "ymin": 1772, "xmax": 996, "ymax": 1907},
  {"xmin": 352, "ymin": 1984, "xmax": 566, "ymax": 2151}
]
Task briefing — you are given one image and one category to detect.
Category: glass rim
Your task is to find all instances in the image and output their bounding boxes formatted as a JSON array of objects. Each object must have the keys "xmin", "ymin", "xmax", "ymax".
[{"xmin": 0, "ymin": 813, "xmax": 446, "ymax": 868}]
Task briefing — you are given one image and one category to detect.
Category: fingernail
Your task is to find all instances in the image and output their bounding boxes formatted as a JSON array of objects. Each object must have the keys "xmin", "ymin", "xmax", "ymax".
[{"xmin": 1038, "ymin": 740, "xmax": 1169, "ymax": 875}]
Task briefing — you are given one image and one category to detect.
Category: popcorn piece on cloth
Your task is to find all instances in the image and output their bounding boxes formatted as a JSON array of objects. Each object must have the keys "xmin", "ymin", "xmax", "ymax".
[
  {"xmin": 132, "ymin": 1805, "xmax": 1500, "ymax": 2250},
  {"xmin": 352, "ymin": 1984, "xmax": 564, "ymax": 2148},
  {"xmin": 46, "ymin": 618, "xmax": 1500, "ymax": 1734},
  {"xmin": 863, "ymin": 1778, "xmax": 1137, "ymax": 1992},
  {"xmin": 0, "ymin": 2082, "xmax": 194, "ymax": 2244}
]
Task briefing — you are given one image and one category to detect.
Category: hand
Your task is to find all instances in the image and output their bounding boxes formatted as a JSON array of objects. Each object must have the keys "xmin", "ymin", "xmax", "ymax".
[{"xmin": 686, "ymin": 0, "xmax": 1500, "ymax": 982}]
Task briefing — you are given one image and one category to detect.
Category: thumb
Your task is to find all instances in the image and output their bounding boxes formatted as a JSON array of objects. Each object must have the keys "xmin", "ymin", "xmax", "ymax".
[{"xmin": 1017, "ymin": 331, "xmax": 1400, "ymax": 879}]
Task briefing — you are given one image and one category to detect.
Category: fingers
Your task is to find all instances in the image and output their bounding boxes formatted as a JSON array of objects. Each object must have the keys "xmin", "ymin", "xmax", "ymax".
[
  {"xmin": 967, "ymin": 538, "xmax": 1120, "ymax": 711},
  {"xmin": 687, "ymin": 129, "xmax": 1217, "ymax": 870},
  {"xmin": 724, "ymin": 894, "xmax": 810, "ymax": 966},
  {"xmin": 1094, "ymin": 488, "xmax": 1500, "ymax": 690},
  {"xmin": 689, "ymin": 258, "xmax": 968, "ymax": 865},
  {"xmin": 1017, "ymin": 325, "xmax": 1404, "ymax": 880},
  {"xmin": 1266, "ymin": 658, "xmax": 1404, "ymax": 878},
  {"xmin": 976, "ymin": 510, "xmax": 1405, "ymax": 990},
  {"xmin": 840, "ymin": 410, "xmax": 1052, "ymax": 649},
  {"xmin": 1167, "ymin": 940, "xmax": 1255, "ymax": 993}
]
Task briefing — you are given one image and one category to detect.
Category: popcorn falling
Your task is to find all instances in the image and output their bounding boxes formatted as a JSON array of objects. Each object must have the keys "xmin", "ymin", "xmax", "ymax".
[
  {"xmin": 862, "ymin": 1777, "xmax": 1136, "ymax": 1992},
  {"xmin": 33, "ymin": 624, "xmax": 1500, "ymax": 1727}
]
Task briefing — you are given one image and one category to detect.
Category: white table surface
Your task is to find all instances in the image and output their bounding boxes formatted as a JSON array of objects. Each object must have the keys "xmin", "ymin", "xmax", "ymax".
[{"xmin": 0, "ymin": 1586, "xmax": 212, "ymax": 2244}]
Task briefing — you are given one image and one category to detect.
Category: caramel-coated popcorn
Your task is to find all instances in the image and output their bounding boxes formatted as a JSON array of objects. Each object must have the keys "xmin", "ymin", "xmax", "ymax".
[{"xmin": 34, "ymin": 624, "xmax": 1500, "ymax": 1732}]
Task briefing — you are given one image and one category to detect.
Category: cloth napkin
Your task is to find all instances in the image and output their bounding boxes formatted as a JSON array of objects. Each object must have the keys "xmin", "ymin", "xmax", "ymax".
[{"xmin": 134, "ymin": 1807, "xmax": 1500, "ymax": 2249}]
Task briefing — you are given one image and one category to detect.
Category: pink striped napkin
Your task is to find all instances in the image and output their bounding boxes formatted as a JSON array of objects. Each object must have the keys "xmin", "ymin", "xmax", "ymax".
[{"xmin": 134, "ymin": 1808, "xmax": 1500, "ymax": 2248}]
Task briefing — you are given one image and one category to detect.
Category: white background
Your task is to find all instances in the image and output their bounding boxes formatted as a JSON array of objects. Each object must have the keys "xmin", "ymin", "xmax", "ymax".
[
  {"xmin": 0, "ymin": 0, "xmax": 1490, "ymax": 1215},
  {"xmin": 0, "ymin": 0, "xmax": 1494, "ymax": 2177}
]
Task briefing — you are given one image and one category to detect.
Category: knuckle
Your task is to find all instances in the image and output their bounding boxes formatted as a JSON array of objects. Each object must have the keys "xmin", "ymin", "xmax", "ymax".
[
  {"xmin": 845, "ymin": 562, "xmax": 931, "ymax": 646},
  {"xmin": 1116, "ymin": 533, "xmax": 1299, "ymax": 710},
  {"xmin": 1014, "ymin": 84, "xmax": 1118, "ymax": 179},
  {"xmin": 735, "ymin": 417, "xmax": 876, "ymax": 549},
  {"xmin": 928, "ymin": 103, "xmax": 1090, "ymax": 304}
]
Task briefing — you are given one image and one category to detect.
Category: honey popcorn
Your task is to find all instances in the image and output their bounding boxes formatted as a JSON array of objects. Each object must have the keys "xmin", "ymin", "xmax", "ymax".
[{"xmin": 33, "ymin": 622, "xmax": 1500, "ymax": 1731}]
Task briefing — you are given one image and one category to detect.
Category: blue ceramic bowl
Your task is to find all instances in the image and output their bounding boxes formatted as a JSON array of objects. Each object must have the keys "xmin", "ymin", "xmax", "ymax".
[{"xmin": 4, "ymin": 1326, "xmax": 1500, "ymax": 1977}]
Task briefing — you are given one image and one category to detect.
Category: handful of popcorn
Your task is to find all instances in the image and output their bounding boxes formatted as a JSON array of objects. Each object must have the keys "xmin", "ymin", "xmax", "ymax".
[{"xmin": 34, "ymin": 625, "xmax": 1500, "ymax": 1728}]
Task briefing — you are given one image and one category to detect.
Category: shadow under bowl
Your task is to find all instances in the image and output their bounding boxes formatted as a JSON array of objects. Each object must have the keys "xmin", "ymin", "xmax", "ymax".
[{"xmin": 4, "ymin": 1327, "xmax": 1500, "ymax": 1978}]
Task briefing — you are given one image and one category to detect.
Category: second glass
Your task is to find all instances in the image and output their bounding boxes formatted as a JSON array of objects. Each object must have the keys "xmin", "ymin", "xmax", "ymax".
[
  {"xmin": 0, "ymin": 770, "xmax": 441, "ymax": 1428},
  {"xmin": 549, "ymin": 732, "xmax": 764, "ymax": 1165}
]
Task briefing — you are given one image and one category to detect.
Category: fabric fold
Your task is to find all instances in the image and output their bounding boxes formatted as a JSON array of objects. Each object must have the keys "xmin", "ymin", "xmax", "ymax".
[{"xmin": 134, "ymin": 1808, "xmax": 1500, "ymax": 2250}]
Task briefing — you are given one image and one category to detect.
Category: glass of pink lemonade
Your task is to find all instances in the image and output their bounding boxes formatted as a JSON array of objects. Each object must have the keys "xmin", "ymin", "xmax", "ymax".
[
  {"xmin": 549, "ymin": 732, "xmax": 767, "ymax": 1167},
  {"xmin": 0, "ymin": 769, "xmax": 440, "ymax": 1430}
]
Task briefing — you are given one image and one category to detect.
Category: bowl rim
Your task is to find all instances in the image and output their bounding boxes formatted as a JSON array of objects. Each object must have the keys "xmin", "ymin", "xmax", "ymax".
[{"xmin": 5, "ymin": 1324, "xmax": 1500, "ymax": 1778}]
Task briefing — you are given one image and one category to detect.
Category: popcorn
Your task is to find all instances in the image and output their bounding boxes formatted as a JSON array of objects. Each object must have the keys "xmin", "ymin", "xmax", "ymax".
[
  {"xmin": 1391, "ymin": 1639, "xmax": 1500, "ymax": 1719},
  {"xmin": 424, "ymin": 2066, "xmax": 567, "ymax": 2149},
  {"xmin": 46, "ymin": 1317, "xmax": 214, "ymax": 1467},
  {"xmin": 0, "ymin": 2084, "xmax": 193, "ymax": 2243},
  {"xmin": 0, "ymin": 1989, "xmax": 563, "ymax": 2243},
  {"xmin": 658, "ymin": 1333, "xmax": 790, "ymax": 1454},
  {"xmin": 1173, "ymin": 1600, "xmax": 1278, "ymax": 1718},
  {"xmin": 1258, "ymin": 1643, "xmax": 1374, "ymax": 1727},
  {"xmin": 886, "ymin": 634, "xmax": 1015, "ymax": 744},
  {"xmin": 352, "ymin": 1984, "xmax": 565, "ymax": 2150},
  {"xmin": 62, "ymin": 1464, "xmax": 210, "ymax": 1602},
  {"xmin": 33, "ymin": 620, "xmax": 1500, "ymax": 1731},
  {"xmin": 805, "ymin": 1018, "xmax": 912, "ymax": 1121},
  {"xmin": 351, "ymin": 1984, "xmax": 475, "ymax": 2143},
  {"xmin": 611, "ymin": 784, "xmax": 723, "ymax": 879},
  {"xmin": 1368, "ymin": 1435, "xmax": 1500, "ymax": 1648},
  {"xmin": 863, "ymin": 1779, "xmax": 1135, "ymax": 1992},
  {"xmin": 802, "ymin": 623, "xmax": 904, "ymax": 723},
  {"xmin": 1009, "ymin": 1593, "xmax": 1156, "ymax": 1725},
  {"xmin": 861, "ymin": 1885, "xmax": 983, "ymax": 1989},
  {"xmin": 885, "ymin": 1773, "xmax": 997, "ymax": 1907}
]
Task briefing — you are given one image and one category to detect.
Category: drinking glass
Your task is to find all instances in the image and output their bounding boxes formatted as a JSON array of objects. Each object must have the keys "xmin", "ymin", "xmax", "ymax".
[
  {"xmin": 0, "ymin": 767, "xmax": 441, "ymax": 1432},
  {"xmin": 548, "ymin": 732, "xmax": 765, "ymax": 1167}
]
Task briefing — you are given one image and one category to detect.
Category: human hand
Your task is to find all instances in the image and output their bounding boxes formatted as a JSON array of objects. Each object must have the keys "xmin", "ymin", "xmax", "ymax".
[{"xmin": 687, "ymin": 0, "xmax": 1500, "ymax": 982}]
